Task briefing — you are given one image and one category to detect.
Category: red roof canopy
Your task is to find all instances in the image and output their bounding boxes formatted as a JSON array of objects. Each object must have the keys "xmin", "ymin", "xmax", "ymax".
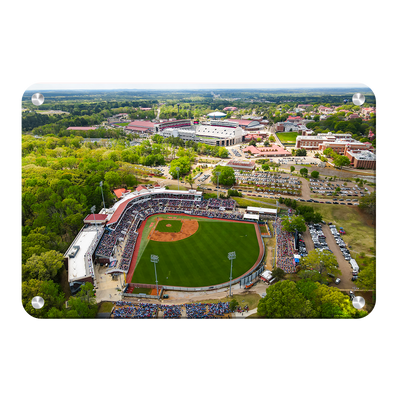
[
  {"xmin": 113, "ymin": 188, "xmax": 131, "ymax": 199},
  {"xmin": 84, "ymin": 214, "xmax": 108, "ymax": 222}
]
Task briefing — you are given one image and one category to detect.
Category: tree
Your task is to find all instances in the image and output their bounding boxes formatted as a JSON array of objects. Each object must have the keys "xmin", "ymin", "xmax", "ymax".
[
  {"xmin": 271, "ymin": 267, "xmax": 286, "ymax": 280},
  {"xmin": 358, "ymin": 191, "xmax": 376, "ymax": 217},
  {"xmin": 22, "ymin": 250, "xmax": 64, "ymax": 281},
  {"xmin": 185, "ymin": 174, "xmax": 194, "ymax": 189},
  {"xmin": 104, "ymin": 170, "xmax": 121, "ymax": 189},
  {"xmin": 334, "ymin": 155, "xmax": 351, "ymax": 169},
  {"xmin": 299, "ymin": 168, "xmax": 308, "ymax": 178},
  {"xmin": 249, "ymin": 139, "xmax": 257, "ymax": 146},
  {"xmin": 262, "ymin": 164, "xmax": 270, "ymax": 171},
  {"xmin": 229, "ymin": 299, "xmax": 239, "ymax": 311},
  {"xmin": 22, "ymin": 279, "xmax": 65, "ymax": 318},
  {"xmin": 357, "ymin": 257, "xmax": 376, "ymax": 291},
  {"xmin": 290, "ymin": 165, "xmax": 295, "ymax": 173},
  {"xmin": 299, "ymin": 249, "xmax": 340, "ymax": 282},
  {"xmin": 281, "ymin": 215, "xmax": 306, "ymax": 233},
  {"xmin": 218, "ymin": 147, "xmax": 229, "ymax": 158},
  {"xmin": 257, "ymin": 281, "xmax": 317, "ymax": 318},
  {"xmin": 310, "ymin": 170, "xmax": 319, "ymax": 179},
  {"xmin": 296, "ymin": 149, "xmax": 307, "ymax": 156},
  {"xmin": 211, "ymin": 166, "xmax": 236, "ymax": 186},
  {"xmin": 169, "ymin": 156, "xmax": 191, "ymax": 178},
  {"xmin": 66, "ymin": 282, "xmax": 97, "ymax": 318},
  {"xmin": 264, "ymin": 140, "xmax": 270, "ymax": 146}
]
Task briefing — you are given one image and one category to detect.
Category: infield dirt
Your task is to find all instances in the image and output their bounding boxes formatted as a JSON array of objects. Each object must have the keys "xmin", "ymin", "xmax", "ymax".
[{"xmin": 149, "ymin": 219, "xmax": 199, "ymax": 242}]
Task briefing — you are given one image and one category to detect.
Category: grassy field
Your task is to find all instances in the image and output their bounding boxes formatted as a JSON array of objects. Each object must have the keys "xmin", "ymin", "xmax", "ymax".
[
  {"xmin": 311, "ymin": 203, "xmax": 375, "ymax": 256},
  {"xmin": 200, "ymin": 293, "xmax": 261, "ymax": 310},
  {"xmin": 97, "ymin": 302, "xmax": 114, "ymax": 313},
  {"xmin": 132, "ymin": 216, "xmax": 261, "ymax": 287},
  {"xmin": 115, "ymin": 122, "xmax": 130, "ymax": 126},
  {"xmin": 276, "ymin": 132, "xmax": 299, "ymax": 143},
  {"xmin": 232, "ymin": 196, "xmax": 280, "ymax": 209}
]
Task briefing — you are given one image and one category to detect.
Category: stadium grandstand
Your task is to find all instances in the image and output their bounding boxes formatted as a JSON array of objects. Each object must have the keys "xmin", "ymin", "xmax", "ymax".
[
  {"xmin": 64, "ymin": 184, "xmax": 262, "ymax": 294},
  {"xmin": 156, "ymin": 119, "xmax": 192, "ymax": 132}
]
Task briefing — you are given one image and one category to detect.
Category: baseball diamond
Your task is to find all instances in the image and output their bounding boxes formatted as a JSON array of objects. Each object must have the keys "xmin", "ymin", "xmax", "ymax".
[{"xmin": 131, "ymin": 214, "xmax": 262, "ymax": 288}]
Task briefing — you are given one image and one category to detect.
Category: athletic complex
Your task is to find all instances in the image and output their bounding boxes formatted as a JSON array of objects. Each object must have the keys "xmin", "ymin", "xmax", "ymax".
[{"xmin": 64, "ymin": 187, "xmax": 266, "ymax": 298}]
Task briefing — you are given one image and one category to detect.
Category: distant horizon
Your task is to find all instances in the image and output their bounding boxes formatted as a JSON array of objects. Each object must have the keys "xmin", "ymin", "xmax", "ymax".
[
  {"xmin": 20, "ymin": 86, "xmax": 374, "ymax": 94},
  {"xmin": 26, "ymin": 82, "xmax": 371, "ymax": 91}
]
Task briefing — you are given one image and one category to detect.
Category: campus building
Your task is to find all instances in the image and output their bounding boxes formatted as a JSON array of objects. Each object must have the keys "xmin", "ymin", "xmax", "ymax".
[
  {"xmin": 125, "ymin": 120, "xmax": 155, "ymax": 135},
  {"xmin": 295, "ymin": 133, "xmax": 353, "ymax": 150},
  {"xmin": 345, "ymin": 149, "xmax": 376, "ymax": 170},
  {"xmin": 225, "ymin": 160, "xmax": 255, "ymax": 171},
  {"xmin": 227, "ymin": 118, "xmax": 264, "ymax": 131},
  {"xmin": 242, "ymin": 144, "xmax": 292, "ymax": 157},
  {"xmin": 161, "ymin": 120, "xmax": 245, "ymax": 146},
  {"xmin": 156, "ymin": 119, "xmax": 192, "ymax": 132}
]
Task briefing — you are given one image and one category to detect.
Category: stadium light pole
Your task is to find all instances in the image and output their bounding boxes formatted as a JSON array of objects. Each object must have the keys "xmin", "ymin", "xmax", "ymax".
[
  {"xmin": 228, "ymin": 251, "xmax": 236, "ymax": 297},
  {"xmin": 91, "ymin": 205, "xmax": 99, "ymax": 237},
  {"xmin": 151, "ymin": 254, "xmax": 159, "ymax": 298},
  {"xmin": 176, "ymin": 166, "xmax": 180, "ymax": 191},
  {"xmin": 215, "ymin": 170, "xmax": 221, "ymax": 199},
  {"xmin": 99, "ymin": 181, "xmax": 106, "ymax": 211}
]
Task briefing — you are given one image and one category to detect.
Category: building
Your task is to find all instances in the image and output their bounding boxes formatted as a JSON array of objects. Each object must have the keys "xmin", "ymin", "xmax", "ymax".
[
  {"xmin": 318, "ymin": 106, "xmax": 334, "ymax": 114},
  {"xmin": 161, "ymin": 127, "xmax": 197, "ymax": 142},
  {"xmin": 287, "ymin": 116, "xmax": 302, "ymax": 124},
  {"xmin": 275, "ymin": 121, "xmax": 300, "ymax": 132},
  {"xmin": 298, "ymin": 104, "xmax": 312, "ymax": 108},
  {"xmin": 244, "ymin": 134, "xmax": 266, "ymax": 142},
  {"xmin": 242, "ymin": 144, "xmax": 292, "ymax": 157},
  {"xmin": 345, "ymin": 149, "xmax": 376, "ymax": 170},
  {"xmin": 295, "ymin": 132, "xmax": 353, "ymax": 150},
  {"xmin": 207, "ymin": 111, "xmax": 226, "ymax": 119},
  {"xmin": 113, "ymin": 188, "xmax": 131, "ymax": 199},
  {"xmin": 246, "ymin": 206, "xmax": 277, "ymax": 218},
  {"xmin": 195, "ymin": 121, "xmax": 244, "ymax": 146},
  {"xmin": 348, "ymin": 113, "xmax": 361, "ymax": 120},
  {"xmin": 63, "ymin": 219, "xmax": 106, "ymax": 292},
  {"xmin": 156, "ymin": 119, "xmax": 192, "ymax": 132},
  {"xmin": 67, "ymin": 126, "xmax": 98, "ymax": 131},
  {"xmin": 83, "ymin": 214, "xmax": 109, "ymax": 225},
  {"xmin": 223, "ymin": 107, "xmax": 237, "ymax": 111},
  {"xmin": 225, "ymin": 160, "xmax": 255, "ymax": 171},
  {"xmin": 318, "ymin": 139, "xmax": 374, "ymax": 155},
  {"xmin": 297, "ymin": 125, "xmax": 314, "ymax": 136},
  {"xmin": 227, "ymin": 118, "xmax": 264, "ymax": 131},
  {"xmin": 125, "ymin": 120, "xmax": 155, "ymax": 134}
]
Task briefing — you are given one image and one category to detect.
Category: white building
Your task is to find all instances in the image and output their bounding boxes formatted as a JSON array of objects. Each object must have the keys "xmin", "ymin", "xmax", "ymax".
[{"xmin": 161, "ymin": 120, "xmax": 245, "ymax": 146}]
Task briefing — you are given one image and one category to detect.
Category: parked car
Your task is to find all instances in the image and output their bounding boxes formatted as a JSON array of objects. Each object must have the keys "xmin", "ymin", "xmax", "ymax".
[{"xmin": 335, "ymin": 278, "xmax": 341, "ymax": 284}]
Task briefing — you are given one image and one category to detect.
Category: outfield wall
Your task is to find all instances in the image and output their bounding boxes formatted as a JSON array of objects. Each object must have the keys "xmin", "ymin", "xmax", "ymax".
[{"xmin": 125, "ymin": 213, "xmax": 265, "ymax": 293}]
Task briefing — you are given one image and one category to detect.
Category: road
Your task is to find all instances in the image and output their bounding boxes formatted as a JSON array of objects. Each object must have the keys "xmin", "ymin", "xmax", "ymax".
[{"xmin": 322, "ymin": 224, "xmax": 358, "ymax": 290}]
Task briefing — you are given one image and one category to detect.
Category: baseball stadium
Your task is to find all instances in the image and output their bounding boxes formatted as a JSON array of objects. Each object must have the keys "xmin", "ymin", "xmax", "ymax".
[{"xmin": 64, "ymin": 186, "xmax": 265, "ymax": 297}]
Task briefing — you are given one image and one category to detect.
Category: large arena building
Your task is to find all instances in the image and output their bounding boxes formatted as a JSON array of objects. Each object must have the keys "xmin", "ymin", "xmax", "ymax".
[{"xmin": 160, "ymin": 119, "xmax": 245, "ymax": 146}]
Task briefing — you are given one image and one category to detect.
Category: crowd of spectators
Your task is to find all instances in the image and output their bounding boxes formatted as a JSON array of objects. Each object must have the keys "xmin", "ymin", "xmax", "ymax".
[
  {"xmin": 208, "ymin": 198, "xmax": 236, "ymax": 210},
  {"xmin": 111, "ymin": 301, "xmax": 232, "ymax": 319},
  {"xmin": 273, "ymin": 218, "xmax": 296, "ymax": 273},
  {"xmin": 113, "ymin": 301, "xmax": 158, "ymax": 318}
]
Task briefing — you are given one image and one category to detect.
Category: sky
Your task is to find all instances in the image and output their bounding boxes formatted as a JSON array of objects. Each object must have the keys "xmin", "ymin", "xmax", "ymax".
[{"xmin": 27, "ymin": 82, "xmax": 370, "ymax": 91}]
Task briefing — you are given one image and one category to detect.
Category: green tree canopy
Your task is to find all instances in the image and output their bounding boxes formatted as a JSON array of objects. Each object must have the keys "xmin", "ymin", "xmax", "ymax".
[
  {"xmin": 22, "ymin": 250, "xmax": 64, "ymax": 281},
  {"xmin": 358, "ymin": 191, "xmax": 376, "ymax": 217},
  {"xmin": 310, "ymin": 170, "xmax": 319, "ymax": 179},
  {"xmin": 211, "ymin": 166, "xmax": 236, "ymax": 186},
  {"xmin": 169, "ymin": 156, "xmax": 192, "ymax": 179},
  {"xmin": 281, "ymin": 215, "xmax": 306, "ymax": 233},
  {"xmin": 299, "ymin": 249, "xmax": 340, "ymax": 283}
]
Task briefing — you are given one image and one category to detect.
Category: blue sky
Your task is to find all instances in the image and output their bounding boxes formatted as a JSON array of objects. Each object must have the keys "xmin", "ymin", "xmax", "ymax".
[{"xmin": 27, "ymin": 82, "xmax": 370, "ymax": 90}]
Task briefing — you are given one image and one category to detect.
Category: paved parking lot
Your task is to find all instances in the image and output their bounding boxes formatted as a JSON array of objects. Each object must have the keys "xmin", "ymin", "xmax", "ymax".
[{"xmin": 322, "ymin": 225, "xmax": 357, "ymax": 290}]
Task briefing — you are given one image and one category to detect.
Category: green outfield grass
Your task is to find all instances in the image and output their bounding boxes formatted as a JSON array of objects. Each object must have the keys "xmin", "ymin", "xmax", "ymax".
[{"xmin": 132, "ymin": 216, "xmax": 261, "ymax": 287}]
